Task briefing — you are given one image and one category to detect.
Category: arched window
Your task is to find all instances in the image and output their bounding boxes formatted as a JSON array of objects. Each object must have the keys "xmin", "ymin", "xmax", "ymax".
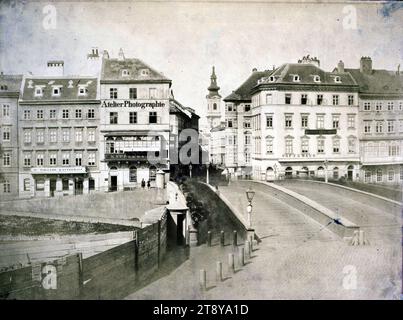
[
  {"xmin": 110, "ymin": 166, "xmax": 117, "ymax": 171},
  {"xmin": 317, "ymin": 166, "xmax": 324, "ymax": 177},
  {"xmin": 213, "ymin": 103, "xmax": 217, "ymax": 110},
  {"xmin": 285, "ymin": 167, "xmax": 293, "ymax": 178},
  {"xmin": 129, "ymin": 166, "xmax": 137, "ymax": 183},
  {"xmin": 149, "ymin": 166, "xmax": 157, "ymax": 182}
]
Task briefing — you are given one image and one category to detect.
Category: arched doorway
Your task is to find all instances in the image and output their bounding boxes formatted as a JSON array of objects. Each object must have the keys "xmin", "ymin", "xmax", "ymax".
[
  {"xmin": 285, "ymin": 167, "xmax": 293, "ymax": 179},
  {"xmin": 299, "ymin": 166, "xmax": 309, "ymax": 178},
  {"xmin": 266, "ymin": 167, "xmax": 274, "ymax": 181},
  {"xmin": 347, "ymin": 165, "xmax": 354, "ymax": 181},
  {"xmin": 333, "ymin": 167, "xmax": 339, "ymax": 180},
  {"xmin": 317, "ymin": 166, "xmax": 324, "ymax": 178}
]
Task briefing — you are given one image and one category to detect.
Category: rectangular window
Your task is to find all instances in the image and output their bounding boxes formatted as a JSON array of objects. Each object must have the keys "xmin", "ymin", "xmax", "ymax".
[
  {"xmin": 62, "ymin": 179, "xmax": 69, "ymax": 191},
  {"xmin": 37, "ymin": 110, "xmax": 43, "ymax": 119},
  {"xmin": 24, "ymin": 110, "xmax": 31, "ymax": 120},
  {"xmin": 244, "ymin": 105, "xmax": 251, "ymax": 112},
  {"xmin": 88, "ymin": 129, "xmax": 95, "ymax": 142},
  {"xmin": 301, "ymin": 94, "xmax": 307, "ymax": 105},
  {"xmin": 301, "ymin": 139, "xmax": 309, "ymax": 154},
  {"xmin": 49, "ymin": 109, "xmax": 57, "ymax": 119},
  {"xmin": 88, "ymin": 153, "xmax": 96, "ymax": 166},
  {"xmin": 62, "ymin": 153, "xmax": 70, "ymax": 165},
  {"xmin": 244, "ymin": 121, "xmax": 251, "ymax": 128},
  {"xmin": 245, "ymin": 135, "xmax": 251, "ymax": 145},
  {"xmin": 317, "ymin": 94, "xmax": 323, "ymax": 105},
  {"xmin": 348, "ymin": 95, "xmax": 354, "ymax": 106},
  {"xmin": 149, "ymin": 88, "xmax": 157, "ymax": 99},
  {"xmin": 109, "ymin": 112, "xmax": 118, "ymax": 124},
  {"xmin": 36, "ymin": 154, "xmax": 44, "ymax": 166},
  {"xmin": 364, "ymin": 121, "xmax": 372, "ymax": 133},
  {"xmin": 227, "ymin": 119, "xmax": 233, "ymax": 128},
  {"xmin": 3, "ymin": 152, "xmax": 10, "ymax": 166},
  {"xmin": 24, "ymin": 130, "xmax": 32, "ymax": 143},
  {"xmin": 266, "ymin": 115, "xmax": 273, "ymax": 128},
  {"xmin": 49, "ymin": 129, "xmax": 57, "ymax": 143},
  {"xmin": 87, "ymin": 109, "xmax": 95, "ymax": 119},
  {"xmin": 332, "ymin": 115, "xmax": 340, "ymax": 129},
  {"xmin": 332, "ymin": 95, "xmax": 339, "ymax": 105},
  {"xmin": 2, "ymin": 104, "xmax": 10, "ymax": 117},
  {"xmin": 375, "ymin": 121, "xmax": 383, "ymax": 133},
  {"xmin": 348, "ymin": 115, "xmax": 356, "ymax": 129},
  {"xmin": 285, "ymin": 115, "xmax": 292, "ymax": 128},
  {"xmin": 348, "ymin": 139, "xmax": 356, "ymax": 153},
  {"xmin": 301, "ymin": 115, "xmax": 308, "ymax": 128},
  {"xmin": 387, "ymin": 102, "xmax": 394, "ymax": 111},
  {"xmin": 387, "ymin": 120, "xmax": 395, "ymax": 133},
  {"xmin": 149, "ymin": 112, "xmax": 157, "ymax": 124},
  {"xmin": 376, "ymin": 102, "xmax": 382, "ymax": 111},
  {"xmin": 129, "ymin": 88, "xmax": 137, "ymax": 99},
  {"xmin": 110, "ymin": 88, "xmax": 118, "ymax": 99},
  {"xmin": 333, "ymin": 140, "xmax": 340, "ymax": 153},
  {"xmin": 388, "ymin": 171, "xmax": 394, "ymax": 181},
  {"xmin": 266, "ymin": 139, "xmax": 273, "ymax": 154},
  {"xmin": 62, "ymin": 109, "xmax": 69, "ymax": 119},
  {"xmin": 285, "ymin": 139, "xmax": 293, "ymax": 155},
  {"xmin": 75, "ymin": 109, "xmax": 82, "ymax": 119},
  {"xmin": 266, "ymin": 94, "xmax": 273, "ymax": 104},
  {"xmin": 75, "ymin": 128, "xmax": 83, "ymax": 142},
  {"xmin": 376, "ymin": 170, "xmax": 382, "ymax": 182},
  {"xmin": 3, "ymin": 180, "xmax": 10, "ymax": 193},
  {"xmin": 316, "ymin": 115, "xmax": 324, "ymax": 129},
  {"xmin": 62, "ymin": 128, "xmax": 70, "ymax": 142},
  {"xmin": 24, "ymin": 154, "xmax": 31, "ymax": 166},
  {"xmin": 317, "ymin": 139, "xmax": 325, "ymax": 154},
  {"xmin": 24, "ymin": 178, "xmax": 30, "ymax": 192},
  {"xmin": 2, "ymin": 127, "xmax": 10, "ymax": 141},
  {"xmin": 49, "ymin": 153, "xmax": 57, "ymax": 166},
  {"xmin": 52, "ymin": 87, "xmax": 61, "ymax": 96},
  {"xmin": 129, "ymin": 112, "xmax": 137, "ymax": 124},
  {"xmin": 365, "ymin": 171, "xmax": 372, "ymax": 183},
  {"xmin": 285, "ymin": 94, "xmax": 291, "ymax": 104},
  {"xmin": 36, "ymin": 130, "xmax": 44, "ymax": 144},
  {"xmin": 75, "ymin": 153, "xmax": 82, "ymax": 166},
  {"xmin": 364, "ymin": 102, "xmax": 371, "ymax": 111}
]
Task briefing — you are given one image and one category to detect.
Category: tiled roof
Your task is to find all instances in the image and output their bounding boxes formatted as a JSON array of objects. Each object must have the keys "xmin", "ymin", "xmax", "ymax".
[
  {"xmin": 0, "ymin": 74, "xmax": 23, "ymax": 93},
  {"xmin": 345, "ymin": 68, "xmax": 403, "ymax": 96},
  {"xmin": 265, "ymin": 63, "xmax": 357, "ymax": 85},
  {"xmin": 224, "ymin": 70, "xmax": 274, "ymax": 102},
  {"xmin": 21, "ymin": 77, "xmax": 98, "ymax": 101},
  {"xmin": 101, "ymin": 58, "xmax": 170, "ymax": 82}
]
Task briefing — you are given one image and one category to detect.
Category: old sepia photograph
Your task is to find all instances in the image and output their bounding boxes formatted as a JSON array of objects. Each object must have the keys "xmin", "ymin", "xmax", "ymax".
[{"xmin": 0, "ymin": 0, "xmax": 402, "ymax": 304}]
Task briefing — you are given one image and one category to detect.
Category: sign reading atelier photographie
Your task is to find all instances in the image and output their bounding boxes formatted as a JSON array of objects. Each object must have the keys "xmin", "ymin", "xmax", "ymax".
[{"xmin": 101, "ymin": 100, "xmax": 166, "ymax": 108}]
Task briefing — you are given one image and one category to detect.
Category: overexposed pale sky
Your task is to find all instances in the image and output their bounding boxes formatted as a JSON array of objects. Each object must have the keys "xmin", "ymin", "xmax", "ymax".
[{"xmin": 1, "ymin": 0, "xmax": 402, "ymax": 124}]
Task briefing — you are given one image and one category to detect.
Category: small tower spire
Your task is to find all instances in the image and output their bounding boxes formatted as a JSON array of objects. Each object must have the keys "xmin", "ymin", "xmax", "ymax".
[{"xmin": 207, "ymin": 66, "xmax": 220, "ymax": 97}]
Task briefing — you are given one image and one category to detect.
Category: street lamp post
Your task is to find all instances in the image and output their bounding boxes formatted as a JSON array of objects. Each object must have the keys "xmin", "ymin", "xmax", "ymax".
[
  {"xmin": 189, "ymin": 163, "xmax": 193, "ymax": 179},
  {"xmin": 273, "ymin": 163, "xmax": 278, "ymax": 181},
  {"xmin": 206, "ymin": 162, "xmax": 210, "ymax": 185},
  {"xmin": 324, "ymin": 159, "xmax": 328, "ymax": 183},
  {"xmin": 245, "ymin": 187, "xmax": 255, "ymax": 230}
]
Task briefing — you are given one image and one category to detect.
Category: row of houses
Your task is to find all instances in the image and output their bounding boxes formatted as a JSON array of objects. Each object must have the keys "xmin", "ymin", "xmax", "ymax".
[
  {"xmin": 0, "ymin": 48, "xmax": 199, "ymax": 199},
  {"xmin": 205, "ymin": 56, "xmax": 403, "ymax": 185}
]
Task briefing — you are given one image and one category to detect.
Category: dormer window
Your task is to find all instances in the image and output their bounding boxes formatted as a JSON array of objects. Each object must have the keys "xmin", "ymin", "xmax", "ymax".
[
  {"xmin": 0, "ymin": 85, "xmax": 7, "ymax": 90},
  {"xmin": 34, "ymin": 86, "xmax": 43, "ymax": 97},
  {"xmin": 122, "ymin": 69, "xmax": 130, "ymax": 76},
  {"xmin": 78, "ymin": 86, "xmax": 88, "ymax": 96},
  {"xmin": 141, "ymin": 69, "xmax": 150, "ymax": 76},
  {"xmin": 268, "ymin": 76, "xmax": 275, "ymax": 82},
  {"xmin": 313, "ymin": 75, "xmax": 321, "ymax": 83},
  {"xmin": 334, "ymin": 76, "xmax": 341, "ymax": 83},
  {"xmin": 52, "ymin": 87, "xmax": 61, "ymax": 96},
  {"xmin": 293, "ymin": 75, "xmax": 300, "ymax": 82}
]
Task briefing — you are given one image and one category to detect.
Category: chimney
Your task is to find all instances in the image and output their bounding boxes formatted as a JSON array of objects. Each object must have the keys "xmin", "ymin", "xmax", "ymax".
[
  {"xmin": 360, "ymin": 56, "xmax": 372, "ymax": 74},
  {"xmin": 252, "ymin": 68, "xmax": 257, "ymax": 72},
  {"xmin": 118, "ymin": 48, "xmax": 125, "ymax": 61},
  {"xmin": 337, "ymin": 60, "xmax": 345, "ymax": 73},
  {"xmin": 46, "ymin": 60, "xmax": 64, "ymax": 76},
  {"xmin": 102, "ymin": 50, "xmax": 109, "ymax": 59},
  {"xmin": 397, "ymin": 64, "xmax": 400, "ymax": 75}
]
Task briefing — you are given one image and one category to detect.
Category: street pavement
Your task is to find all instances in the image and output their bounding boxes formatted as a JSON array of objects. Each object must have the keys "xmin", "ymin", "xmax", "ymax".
[{"xmin": 126, "ymin": 181, "xmax": 401, "ymax": 299}]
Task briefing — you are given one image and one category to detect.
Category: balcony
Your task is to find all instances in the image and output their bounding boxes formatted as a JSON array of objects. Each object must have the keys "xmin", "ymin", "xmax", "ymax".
[{"xmin": 104, "ymin": 151, "xmax": 167, "ymax": 164}]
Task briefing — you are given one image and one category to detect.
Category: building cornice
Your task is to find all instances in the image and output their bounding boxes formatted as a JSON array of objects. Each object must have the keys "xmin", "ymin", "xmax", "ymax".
[
  {"xmin": 100, "ymin": 79, "xmax": 171, "ymax": 85},
  {"xmin": 251, "ymin": 83, "xmax": 360, "ymax": 95},
  {"xmin": 19, "ymin": 99, "xmax": 101, "ymax": 105}
]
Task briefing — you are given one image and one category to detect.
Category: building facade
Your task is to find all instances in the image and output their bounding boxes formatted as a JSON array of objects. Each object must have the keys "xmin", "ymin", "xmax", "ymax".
[
  {"xmin": 0, "ymin": 74, "xmax": 23, "ymax": 199},
  {"xmin": 341, "ymin": 57, "xmax": 403, "ymax": 185},
  {"xmin": 18, "ymin": 63, "xmax": 100, "ymax": 198}
]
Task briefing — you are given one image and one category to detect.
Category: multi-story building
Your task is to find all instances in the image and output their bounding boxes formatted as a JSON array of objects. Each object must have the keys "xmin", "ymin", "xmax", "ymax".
[
  {"xmin": 339, "ymin": 57, "xmax": 403, "ymax": 185},
  {"xmin": 99, "ymin": 49, "xmax": 195, "ymax": 191},
  {"xmin": 18, "ymin": 62, "xmax": 100, "ymax": 197},
  {"xmin": 0, "ymin": 73, "xmax": 23, "ymax": 199}
]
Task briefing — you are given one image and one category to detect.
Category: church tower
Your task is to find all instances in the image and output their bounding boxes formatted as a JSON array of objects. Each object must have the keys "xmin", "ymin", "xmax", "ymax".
[{"xmin": 206, "ymin": 66, "xmax": 222, "ymax": 129}]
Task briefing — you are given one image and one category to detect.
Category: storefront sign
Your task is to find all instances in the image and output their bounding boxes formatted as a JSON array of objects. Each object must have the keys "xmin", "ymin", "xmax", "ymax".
[
  {"xmin": 305, "ymin": 129, "xmax": 337, "ymax": 135},
  {"xmin": 101, "ymin": 100, "xmax": 165, "ymax": 109},
  {"xmin": 31, "ymin": 167, "xmax": 86, "ymax": 174}
]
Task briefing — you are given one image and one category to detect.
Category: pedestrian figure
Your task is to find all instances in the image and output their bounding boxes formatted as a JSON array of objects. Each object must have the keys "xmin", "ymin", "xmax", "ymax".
[
  {"xmin": 147, "ymin": 180, "xmax": 150, "ymax": 189},
  {"xmin": 141, "ymin": 178, "xmax": 145, "ymax": 188}
]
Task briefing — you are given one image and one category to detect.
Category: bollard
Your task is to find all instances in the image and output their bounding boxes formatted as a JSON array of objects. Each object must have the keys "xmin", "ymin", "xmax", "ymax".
[
  {"xmin": 228, "ymin": 253, "xmax": 235, "ymax": 273},
  {"xmin": 244, "ymin": 240, "xmax": 250, "ymax": 259},
  {"xmin": 207, "ymin": 231, "xmax": 212, "ymax": 247},
  {"xmin": 239, "ymin": 247, "xmax": 245, "ymax": 266},
  {"xmin": 220, "ymin": 230, "xmax": 225, "ymax": 247},
  {"xmin": 232, "ymin": 230, "xmax": 237, "ymax": 247},
  {"xmin": 199, "ymin": 269, "xmax": 206, "ymax": 290},
  {"xmin": 359, "ymin": 230, "xmax": 364, "ymax": 245},
  {"xmin": 216, "ymin": 261, "xmax": 223, "ymax": 282},
  {"xmin": 249, "ymin": 236, "xmax": 253, "ymax": 252}
]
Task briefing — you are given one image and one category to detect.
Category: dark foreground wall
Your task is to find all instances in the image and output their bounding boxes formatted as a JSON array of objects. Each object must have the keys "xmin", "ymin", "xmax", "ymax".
[{"xmin": 0, "ymin": 210, "xmax": 168, "ymax": 300}]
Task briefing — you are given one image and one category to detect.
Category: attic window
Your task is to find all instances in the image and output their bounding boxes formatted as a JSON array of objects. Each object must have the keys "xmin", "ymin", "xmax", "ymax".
[
  {"xmin": 313, "ymin": 75, "xmax": 321, "ymax": 83},
  {"xmin": 52, "ymin": 87, "xmax": 61, "ymax": 96},
  {"xmin": 268, "ymin": 76, "xmax": 275, "ymax": 82},
  {"xmin": 78, "ymin": 86, "xmax": 88, "ymax": 96},
  {"xmin": 0, "ymin": 85, "xmax": 7, "ymax": 90},
  {"xmin": 122, "ymin": 69, "xmax": 130, "ymax": 76},
  {"xmin": 293, "ymin": 75, "xmax": 300, "ymax": 82},
  {"xmin": 141, "ymin": 69, "xmax": 150, "ymax": 76},
  {"xmin": 334, "ymin": 76, "xmax": 341, "ymax": 83},
  {"xmin": 34, "ymin": 87, "xmax": 43, "ymax": 97}
]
